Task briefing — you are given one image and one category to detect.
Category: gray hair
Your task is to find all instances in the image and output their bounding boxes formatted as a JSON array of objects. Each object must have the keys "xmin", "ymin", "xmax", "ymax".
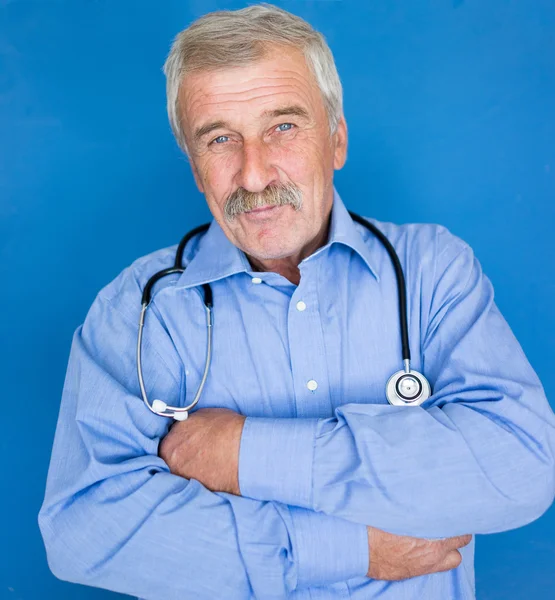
[{"xmin": 163, "ymin": 3, "xmax": 343, "ymax": 154}]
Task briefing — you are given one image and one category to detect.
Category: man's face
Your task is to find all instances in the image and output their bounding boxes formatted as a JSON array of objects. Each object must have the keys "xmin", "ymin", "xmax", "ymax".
[{"xmin": 178, "ymin": 45, "xmax": 347, "ymax": 262}]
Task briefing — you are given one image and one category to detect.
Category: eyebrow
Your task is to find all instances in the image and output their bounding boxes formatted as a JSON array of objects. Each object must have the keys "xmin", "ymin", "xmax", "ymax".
[
  {"xmin": 261, "ymin": 105, "xmax": 310, "ymax": 120},
  {"xmin": 193, "ymin": 105, "xmax": 310, "ymax": 143},
  {"xmin": 193, "ymin": 120, "xmax": 228, "ymax": 143}
]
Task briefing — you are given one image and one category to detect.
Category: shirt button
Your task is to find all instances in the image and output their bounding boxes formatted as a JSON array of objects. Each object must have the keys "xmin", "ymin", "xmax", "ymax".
[
  {"xmin": 307, "ymin": 379, "xmax": 318, "ymax": 391},
  {"xmin": 296, "ymin": 301, "xmax": 307, "ymax": 311},
  {"xmin": 252, "ymin": 277, "xmax": 262, "ymax": 284}
]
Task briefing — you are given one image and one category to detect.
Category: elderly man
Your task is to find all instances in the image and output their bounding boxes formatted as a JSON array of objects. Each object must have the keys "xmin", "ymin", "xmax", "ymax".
[{"xmin": 39, "ymin": 4, "xmax": 555, "ymax": 600}]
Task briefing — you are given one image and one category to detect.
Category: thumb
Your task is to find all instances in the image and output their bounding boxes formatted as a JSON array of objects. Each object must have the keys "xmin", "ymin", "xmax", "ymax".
[{"xmin": 436, "ymin": 550, "xmax": 462, "ymax": 573}]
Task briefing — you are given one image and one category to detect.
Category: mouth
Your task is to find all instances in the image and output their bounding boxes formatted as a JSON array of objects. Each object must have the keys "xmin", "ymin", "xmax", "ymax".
[
  {"xmin": 246, "ymin": 205, "xmax": 277, "ymax": 213},
  {"xmin": 241, "ymin": 205, "xmax": 282, "ymax": 221}
]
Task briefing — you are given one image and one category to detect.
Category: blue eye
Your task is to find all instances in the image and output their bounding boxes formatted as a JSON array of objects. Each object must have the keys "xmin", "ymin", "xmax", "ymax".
[
  {"xmin": 276, "ymin": 123, "xmax": 294, "ymax": 132},
  {"xmin": 213, "ymin": 135, "xmax": 229, "ymax": 144}
]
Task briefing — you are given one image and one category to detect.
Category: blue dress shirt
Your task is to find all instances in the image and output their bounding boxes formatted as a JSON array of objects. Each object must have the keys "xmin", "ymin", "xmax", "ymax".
[{"xmin": 39, "ymin": 189, "xmax": 555, "ymax": 600}]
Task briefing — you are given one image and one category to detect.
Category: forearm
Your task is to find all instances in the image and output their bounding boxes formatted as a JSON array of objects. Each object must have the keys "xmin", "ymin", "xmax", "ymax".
[
  {"xmin": 40, "ymin": 467, "xmax": 267, "ymax": 599},
  {"xmin": 39, "ymin": 325, "xmax": 368, "ymax": 598},
  {"xmin": 239, "ymin": 238, "xmax": 555, "ymax": 538},
  {"xmin": 239, "ymin": 397, "xmax": 555, "ymax": 538},
  {"xmin": 39, "ymin": 458, "xmax": 366, "ymax": 598}
]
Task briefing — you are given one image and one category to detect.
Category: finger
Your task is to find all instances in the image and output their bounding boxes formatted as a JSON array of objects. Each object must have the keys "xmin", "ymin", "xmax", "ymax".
[
  {"xmin": 435, "ymin": 550, "xmax": 462, "ymax": 573},
  {"xmin": 459, "ymin": 534, "xmax": 472, "ymax": 547},
  {"xmin": 444, "ymin": 534, "xmax": 472, "ymax": 550}
]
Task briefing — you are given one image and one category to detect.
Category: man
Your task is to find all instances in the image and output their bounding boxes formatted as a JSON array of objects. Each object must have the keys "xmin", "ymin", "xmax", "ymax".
[{"xmin": 39, "ymin": 4, "xmax": 555, "ymax": 599}]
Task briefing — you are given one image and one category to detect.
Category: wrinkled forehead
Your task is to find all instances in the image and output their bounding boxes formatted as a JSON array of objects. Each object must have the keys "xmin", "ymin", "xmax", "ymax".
[{"xmin": 177, "ymin": 45, "xmax": 326, "ymax": 132}]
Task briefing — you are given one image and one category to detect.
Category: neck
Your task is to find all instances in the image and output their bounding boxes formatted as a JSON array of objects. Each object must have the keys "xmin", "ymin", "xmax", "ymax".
[{"xmin": 247, "ymin": 216, "xmax": 331, "ymax": 285}]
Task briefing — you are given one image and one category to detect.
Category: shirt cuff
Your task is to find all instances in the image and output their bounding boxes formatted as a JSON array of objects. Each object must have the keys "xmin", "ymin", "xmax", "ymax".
[
  {"xmin": 238, "ymin": 417, "xmax": 319, "ymax": 508},
  {"xmin": 288, "ymin": 505, "xmax": 369, "ymax": 588}
]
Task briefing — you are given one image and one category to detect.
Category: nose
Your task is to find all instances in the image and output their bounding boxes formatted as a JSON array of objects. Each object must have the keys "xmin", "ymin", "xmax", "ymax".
[{"xmin": 235, "ymin": 139, "xmax": 278, "ymax": 193}]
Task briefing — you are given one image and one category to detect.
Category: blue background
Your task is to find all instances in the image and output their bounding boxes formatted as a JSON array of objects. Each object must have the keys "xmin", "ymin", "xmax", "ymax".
[{"xmin": 1, "ymin": 0, "xmax": 554, "ymax": 598}]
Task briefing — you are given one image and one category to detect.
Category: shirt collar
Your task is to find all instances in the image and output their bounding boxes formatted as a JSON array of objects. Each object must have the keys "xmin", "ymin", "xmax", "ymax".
[
  {"xmin": 175, "ymin": 186, "xmax": 379, "ymax": 290},
  {"xmin": 317, "ymin": 187, "xmax": 380, "ymax": 281}
]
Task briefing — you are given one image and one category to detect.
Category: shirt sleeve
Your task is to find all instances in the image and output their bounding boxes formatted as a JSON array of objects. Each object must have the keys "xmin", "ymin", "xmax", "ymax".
[
  {"xmin": 38, "ymin": 286, "xmax": 368, "ymax": 600},
  {"xmin": 239, "ymin": 230, "xmax": 555, "ymax": 539}
]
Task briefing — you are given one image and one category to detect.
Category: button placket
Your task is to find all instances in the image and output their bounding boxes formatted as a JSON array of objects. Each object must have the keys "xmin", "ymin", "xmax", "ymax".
[{"xmin": 287, "ymin": 259, "xmax": 332, "ymax": 418}]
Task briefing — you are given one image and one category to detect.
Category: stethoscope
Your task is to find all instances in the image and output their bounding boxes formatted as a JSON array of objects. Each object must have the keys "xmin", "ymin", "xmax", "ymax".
[{"xmin": 137, "ymin": 213, "xmax": 432, "ymax": 421}]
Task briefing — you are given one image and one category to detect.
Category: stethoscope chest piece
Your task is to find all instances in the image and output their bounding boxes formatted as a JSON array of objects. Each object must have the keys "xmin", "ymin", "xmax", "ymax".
[{"xmin": 386, "ymin": 369, "xmax": 431, "ymax": 406}]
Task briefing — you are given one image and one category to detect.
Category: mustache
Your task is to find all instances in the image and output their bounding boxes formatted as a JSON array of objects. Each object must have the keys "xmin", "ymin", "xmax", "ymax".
[{"xmin": 223, "ymin": 182, "xmax": 303, "ymax": 222}]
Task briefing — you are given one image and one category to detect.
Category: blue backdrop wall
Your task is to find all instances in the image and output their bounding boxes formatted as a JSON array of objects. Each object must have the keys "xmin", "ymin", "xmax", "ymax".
[{"xmin": 1, "ymin": 1, "xmax": 554, "ymax": 598}]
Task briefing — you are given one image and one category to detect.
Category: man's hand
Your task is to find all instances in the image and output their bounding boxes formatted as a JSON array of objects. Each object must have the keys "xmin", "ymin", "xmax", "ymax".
[
  {"xmin": 366, "ymin": 526, "xmax": 472, "ymax": 580},
  {"xmin": 158, "ymin": 408, "xmax": 246, "ymax": 495},
  {"xmin": 159, "ymin": 409, "xmax": 471, "ymax": 581}
]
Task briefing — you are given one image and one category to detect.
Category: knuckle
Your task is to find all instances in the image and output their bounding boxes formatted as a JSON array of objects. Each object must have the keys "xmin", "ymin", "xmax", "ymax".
[
  {"xmin": 168, "ymin": 446, "xmax": 181, "ymax": 466},
  {"xmin": 160, "ymin": 437, "xmax": 181, "ymax": 467},
  {"xmin": 431, "ymin": 543, "xmax": 446, "ymax": 558}
]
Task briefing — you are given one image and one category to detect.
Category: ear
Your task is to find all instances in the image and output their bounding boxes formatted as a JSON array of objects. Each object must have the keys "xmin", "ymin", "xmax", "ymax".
[{"xmin": 333, "ymin": 115, "xmax": 348, "ymax": 170}]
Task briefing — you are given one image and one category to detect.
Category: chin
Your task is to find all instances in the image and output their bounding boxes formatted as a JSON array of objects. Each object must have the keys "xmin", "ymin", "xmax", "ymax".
[
  {"xmin": 247, "ymin": 247, "xmax": 292, "ymax": 261},
  {"xmin": 245, "ymin": 240, "xmax": 300, "ymax": 261}
]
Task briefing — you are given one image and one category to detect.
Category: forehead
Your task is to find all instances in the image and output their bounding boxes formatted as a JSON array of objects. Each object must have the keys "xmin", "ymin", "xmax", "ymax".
[{"xmin": 178, "ymin": 45, "xmax": 325, "ymax": 127}]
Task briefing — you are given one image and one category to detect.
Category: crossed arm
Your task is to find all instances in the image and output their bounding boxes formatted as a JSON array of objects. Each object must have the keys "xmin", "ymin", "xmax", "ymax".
[
  {"xmin": 39, "ymin": 290, "xmax": 375, "ymax": 599},
  {"xmin": 163, "ymin": 240, "xmax": 555, "ymax": 539},
  {"xmin": 159, "ymin": 407, "xmax": 472, "ymax": 581},
  {"xmin": 39, "ymin": 241, "xmax": 555, "ymax": 599}
]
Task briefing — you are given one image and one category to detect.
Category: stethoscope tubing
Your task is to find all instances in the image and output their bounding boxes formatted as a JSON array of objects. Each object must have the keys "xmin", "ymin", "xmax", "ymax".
[{"xmin": 137, "ymin": 211, "xmax": 431, "ymax": 419}]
